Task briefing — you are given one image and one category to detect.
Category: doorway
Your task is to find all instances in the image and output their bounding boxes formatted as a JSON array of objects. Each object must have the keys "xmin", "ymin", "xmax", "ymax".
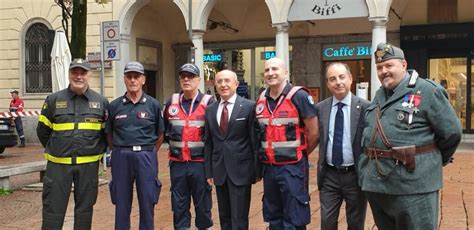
[{"xmin": 144, "ymin": 70, "xmax": 157, "ymax": 99}]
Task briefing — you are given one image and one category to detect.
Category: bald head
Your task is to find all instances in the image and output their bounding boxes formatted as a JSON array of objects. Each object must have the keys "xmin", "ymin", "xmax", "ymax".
[
  {"xmin": 215, "ymin": 69, "xmax": 239, "ymax": 101},
  {"xmin": 265, "ymin": 57, "xmax": 287, "ymax": 70}
]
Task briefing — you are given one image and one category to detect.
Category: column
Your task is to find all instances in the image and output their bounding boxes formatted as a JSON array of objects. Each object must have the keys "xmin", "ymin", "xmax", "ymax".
[
  {"xmin": 192, "ymin": 30, "xmax": 205, "ymax": 92},
  {"xmin": 369, "ymin": 18, "xmax": 387, "ymax": 99},
  {"xmin": 274, "ymin": 22, "xmax": 290, "ymax": 78}
]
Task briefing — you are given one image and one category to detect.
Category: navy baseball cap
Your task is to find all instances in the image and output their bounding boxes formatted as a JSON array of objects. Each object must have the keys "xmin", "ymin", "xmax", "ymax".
[
  {"xmin": 69, "ymin": 58, "xmax": 91, "ymax": 71},
  {"xmin": 124, "ymin": 61, "xmax": 145, "ymax": 74},
  {"xmin": 178, "ymin": 63, "xmax": 200, "ymax": 76}
]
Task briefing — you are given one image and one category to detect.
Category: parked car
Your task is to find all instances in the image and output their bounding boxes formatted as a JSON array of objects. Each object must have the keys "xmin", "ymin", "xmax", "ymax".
[{"xmin": 0, "ymin": 117, "xmax": 17, "ymax": 154}]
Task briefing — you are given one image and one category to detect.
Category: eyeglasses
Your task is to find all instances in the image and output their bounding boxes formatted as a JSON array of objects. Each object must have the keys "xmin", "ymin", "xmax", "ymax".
[{"xmin": 179, "ymin": 74, "xmax": 199, "ymax": 80}]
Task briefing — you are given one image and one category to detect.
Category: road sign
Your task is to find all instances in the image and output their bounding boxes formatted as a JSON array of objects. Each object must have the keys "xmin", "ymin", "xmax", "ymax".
[
  {"xmin": 104, "ymin": 41, "xmax": 120, "ymax": 61},
  {"xmin": 102, "ymin": 21, "xmax": 120, "ymax": 41},
  {"xmin": 101, "ymin": 20, "xmax": 120, "ymax": 61}
]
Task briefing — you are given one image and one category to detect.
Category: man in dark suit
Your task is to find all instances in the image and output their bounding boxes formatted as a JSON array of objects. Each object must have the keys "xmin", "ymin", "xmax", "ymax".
[
  {"xmin": 316, "ymin": 62, "xmax": 369, "ymax": 230},
  {"xmin": 204, "ymin": 69, "xmax": 260, "ymax": 230}
]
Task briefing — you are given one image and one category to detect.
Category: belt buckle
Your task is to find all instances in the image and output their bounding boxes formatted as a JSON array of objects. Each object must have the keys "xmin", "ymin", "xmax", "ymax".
[
  {"xmin": 334, "ymin": 165, "xmax": 351, "ymax": 173},
  {"xmin": 132, "ymin": 146, "xmax": 142, "ymax": 151}
]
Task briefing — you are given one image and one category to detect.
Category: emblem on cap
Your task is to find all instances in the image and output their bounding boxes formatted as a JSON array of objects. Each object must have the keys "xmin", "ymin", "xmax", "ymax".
[
  {"xmin": 376, "ymin": 50, "xmax": 384, "ymax": 62},
  {"xmin": 256, "ymin": 102, "xmax": 264, "ymax": 115},
  {"xmin": 168, "ymin": 105, "xmax": 179, "ymax": 116}
]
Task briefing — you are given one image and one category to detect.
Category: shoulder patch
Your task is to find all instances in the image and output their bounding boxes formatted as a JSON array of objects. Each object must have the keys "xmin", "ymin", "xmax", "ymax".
[
  {"xmin": 256, "ymin": 102, "xmax": 265, "ymax": 115},
  {"xmin": 307, "ymin": 95, "xmax": 314, "ymax": 105}
]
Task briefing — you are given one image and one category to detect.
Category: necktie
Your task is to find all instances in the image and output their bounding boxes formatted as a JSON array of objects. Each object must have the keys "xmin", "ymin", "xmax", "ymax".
[
  {"xmin": 220, "ymin": 101, "xmax": 229, "ymax": 134},
  {"xmin": 332, "ymin": 102, "xmax": 344, "ymax": 166}
]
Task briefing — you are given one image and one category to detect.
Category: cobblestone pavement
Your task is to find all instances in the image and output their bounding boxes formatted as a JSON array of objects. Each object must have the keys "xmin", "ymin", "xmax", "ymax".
[{"xmin": 0, "ymin": 144, "xmax": 472, "ymax": 229}]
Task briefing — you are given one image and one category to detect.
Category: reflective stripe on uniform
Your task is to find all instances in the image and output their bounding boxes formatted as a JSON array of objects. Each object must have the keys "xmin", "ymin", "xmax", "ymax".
[
  {"xmin": 44, "ymin": 153, "xmax": 103, "ymax": 164},
  {"xmin": 53, "ymin": 123, "xmax": 74, "ymax": 131},
  {"xmin": 78, "ymin": 122, "xmax": 102, "ymax": 130},
  {"xmin": 38, "ymin": 115, "xmax": 52, "ymax": 128},
  {"xmin": 261, "ymin": 140, "xmax": 301, "ymax": 148},
  {"xmin": 258, "ymin": 118, "xmax": 298, "ymax": 126},
  {"xmin": 169, "ymin": 120, "xmax": 205, "ymax": 127},
  {"xmin": 52, "ymin": 122, "xmax": 103, "ymax": 131},
  {"xmin": 259, "ymin": 119, "xmax": 269, "ymax": 125},
  {"xmin": 169, "ymin": 141, "xmax": 205, "ymax": 148},
  {"xmin": 271, "ymin": 118, "xmax": 299, "ymax": 125}
]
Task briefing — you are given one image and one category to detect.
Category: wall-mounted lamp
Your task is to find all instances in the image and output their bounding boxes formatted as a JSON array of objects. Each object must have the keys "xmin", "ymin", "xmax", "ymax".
[{"xmin": 208, "ymin": 19, "xmax": 239, "ymax": 33}]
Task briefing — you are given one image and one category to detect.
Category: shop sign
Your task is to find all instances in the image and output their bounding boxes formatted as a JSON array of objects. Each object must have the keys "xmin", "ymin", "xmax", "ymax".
[
  {"xmin": 288, "ymin": 0, "xmax": 368, "ymax": 21},
  {"xmin": 322, "ymin": 42, "xmax": 372, "ymax": 61},
  {"xmin": 203, "ymin": 54, "xmax": 222, "ymax": 62},
  {"xmin": 260, "ymin": 51, "xmax": 276, "ymax": 60}
]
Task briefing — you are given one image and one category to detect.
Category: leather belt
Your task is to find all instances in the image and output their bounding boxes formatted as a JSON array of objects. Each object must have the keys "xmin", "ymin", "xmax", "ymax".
[
  {"xmin": 326, "ymin": 164, "xmax": 355, "ymax": 173},
  {"xmin": 114, "ymin": 145, "xmax": 155, "ymax": 152},
  {"xmin": 366, "ymin": 143, "xmax": 437, "ymax": 159}
]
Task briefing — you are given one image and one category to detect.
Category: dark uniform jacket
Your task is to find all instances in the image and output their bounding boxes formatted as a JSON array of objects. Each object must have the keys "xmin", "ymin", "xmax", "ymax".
[
  {"xmin": 357, "ymin": 72, "xmax": 462, "ymax": 195},
  {"xmin": 37, "ymin": 87, "xmax": 108, "ymax": 163}
]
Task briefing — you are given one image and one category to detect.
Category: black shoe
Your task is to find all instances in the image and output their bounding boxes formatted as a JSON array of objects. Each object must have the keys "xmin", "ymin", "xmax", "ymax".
[{"xmin": 18, "ymin": 140, "xmax": 25, "ymax": 148}]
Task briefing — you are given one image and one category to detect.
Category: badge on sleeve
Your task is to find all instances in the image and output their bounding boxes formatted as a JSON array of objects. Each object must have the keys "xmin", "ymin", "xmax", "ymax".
[
  {"xmin": 137, "ymin": 111, "xmax": 149, "ymax": 119},
  {"xmin": 256, "ymin": 102, "xmax": 265, "ymax": 115},
  {"xmin": 168, "ymin": 105, "xmax": 179, "ymax": 116},
  {"xmin": 307, "ymin": 96, "xmax": 314, "ymax": 105}
]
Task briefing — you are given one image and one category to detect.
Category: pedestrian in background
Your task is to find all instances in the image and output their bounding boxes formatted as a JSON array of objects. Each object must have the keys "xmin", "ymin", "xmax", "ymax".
[
  {"xmin": 358, "ymin": 43, "xmax": 462, "ymax": 229},
  {"xmin": 37, "ymin": 58, "xmax": 108, "ymax": 229},
  {"xmin": 316, "ymin": 62, "xmax": 369, "ymax": 230},
  {"xmin": 106, "ymin": 61, "xmax": 164, "ymax": 230},
  {"xmin": 9, "ymin": 89, "xmax": 25, "ymax": 147},
  {"xmin": 257, "ymin": 58, "xmax": 318, "ymax": 229},
  {"xmin": 163, "ymin": 63, "xmax": 214, "ymax": 230}
]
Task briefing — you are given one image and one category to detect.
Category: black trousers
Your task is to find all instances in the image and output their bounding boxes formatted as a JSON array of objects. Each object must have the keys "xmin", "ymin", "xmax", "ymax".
[
  {"xmin": 215, "ymin": 177, "xmax": 252, "ymax": 230},
  {"xmin": 42, "ymin": 161, "xmax": 99, "ymax": 230},
  {"xmin": 319, "ymin": 166, "xmax": 367, "ymax": 230}
]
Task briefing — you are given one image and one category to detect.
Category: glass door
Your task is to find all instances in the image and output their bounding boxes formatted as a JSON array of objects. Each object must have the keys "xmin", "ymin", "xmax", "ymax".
[{"xmin": 429, "ymin": 57, "xmax": 470, "ymax": 131}]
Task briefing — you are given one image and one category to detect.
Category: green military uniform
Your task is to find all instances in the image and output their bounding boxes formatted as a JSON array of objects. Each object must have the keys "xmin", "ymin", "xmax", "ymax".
[
  {"xmin": 37, "ymin": 64, "xmax": 108, "ymax": 229},
  {"xmin": 357, "ymin": 43, "xmax": 462, "ymax": 229}
]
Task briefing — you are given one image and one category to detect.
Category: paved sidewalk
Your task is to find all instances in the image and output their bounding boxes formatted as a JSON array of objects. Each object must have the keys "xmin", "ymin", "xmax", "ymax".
[{"xmin": 0, "ymin": 145, "xmax": 472, "ymax": 229}]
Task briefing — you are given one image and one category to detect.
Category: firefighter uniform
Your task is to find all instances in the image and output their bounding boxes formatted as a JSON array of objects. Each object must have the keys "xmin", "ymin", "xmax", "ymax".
[
  {"xmin": 37, "ymin": 87, "xmax": 108, "ymax": 229},
  {"xmin": 106, "ymin": 92, "xmax": 164, "ymax": 230},
  {"xmin": 256, "ymin": 84, "xmax": 317, "ymax": 229},
  {"xmin": 164, "ymin": 92, "xmax": 214, "ymax": 230}
]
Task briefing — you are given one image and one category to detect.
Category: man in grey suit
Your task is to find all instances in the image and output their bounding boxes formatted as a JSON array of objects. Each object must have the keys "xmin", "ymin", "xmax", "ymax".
[
  {"xmin": 204, "ymin": 70, "xmax": 261, "ymax": 230},
  {"xmin": 316, "ymin": 62, "xmax": 369, "ymax": 230}
]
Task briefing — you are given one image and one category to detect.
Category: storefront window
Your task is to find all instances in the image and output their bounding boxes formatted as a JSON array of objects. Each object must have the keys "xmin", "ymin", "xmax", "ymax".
[
  {"xmin": 429, "ymin": 58, "xmax": 467, "ymax": 129},
  {"xmin": 204, "ymin": 46, "xmax": 291, "ymax": 100},
  {"xmin": 471, "ymin": 59, "xmax": 474, "ymax": 131}
]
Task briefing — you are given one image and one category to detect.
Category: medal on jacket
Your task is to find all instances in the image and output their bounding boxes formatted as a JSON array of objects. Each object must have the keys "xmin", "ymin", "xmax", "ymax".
[{"xmin": 402, "ymin": 93, "xmax": 422, "ymax": 125}]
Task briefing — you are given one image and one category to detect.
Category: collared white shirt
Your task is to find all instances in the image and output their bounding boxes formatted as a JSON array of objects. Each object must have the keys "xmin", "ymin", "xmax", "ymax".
[
  {"xmin": 327, "ymin": 93, "xmax": 354, "ymax": 166},
  {"xmin": 216, "ymin": 93, "xmax": 237, "ymax": 126}
]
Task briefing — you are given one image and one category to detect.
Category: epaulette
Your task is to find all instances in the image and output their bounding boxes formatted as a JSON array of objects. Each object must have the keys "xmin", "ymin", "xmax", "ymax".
[{"xmin": 407, "ymin": 69, "xmax": 418, "ymax": 88}]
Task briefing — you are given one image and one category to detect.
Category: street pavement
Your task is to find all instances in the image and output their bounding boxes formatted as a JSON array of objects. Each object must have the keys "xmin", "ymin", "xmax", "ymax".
[{"xmin": 0, "ymin": 144, "xmax": 472, "ymax": 229}]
